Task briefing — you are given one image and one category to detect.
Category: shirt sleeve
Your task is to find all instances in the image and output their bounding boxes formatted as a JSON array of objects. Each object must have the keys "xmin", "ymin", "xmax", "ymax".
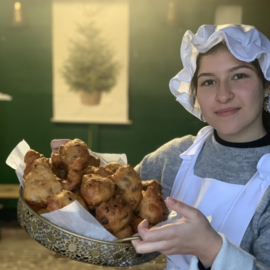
[{"xmin": 189, "ymin": 234, "xmax": 254, "ymax": 270}]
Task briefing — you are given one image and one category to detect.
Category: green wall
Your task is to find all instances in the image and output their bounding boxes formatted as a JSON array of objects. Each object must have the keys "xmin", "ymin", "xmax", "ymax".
[{"xmin": 1, "ymin": 0, "xmax": 269, "ymax": 210}]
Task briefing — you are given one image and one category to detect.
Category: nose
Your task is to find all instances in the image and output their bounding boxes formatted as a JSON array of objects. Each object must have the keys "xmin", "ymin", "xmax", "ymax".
[{"xmin": 215, "ymin": 80, "xmax": 234, "ymax": 103}]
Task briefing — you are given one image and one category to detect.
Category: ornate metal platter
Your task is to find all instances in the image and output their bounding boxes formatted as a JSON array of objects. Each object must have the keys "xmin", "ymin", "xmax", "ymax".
[{"xmin": 17, "ymin": 187, "xmax": 159, "ymax": 267}]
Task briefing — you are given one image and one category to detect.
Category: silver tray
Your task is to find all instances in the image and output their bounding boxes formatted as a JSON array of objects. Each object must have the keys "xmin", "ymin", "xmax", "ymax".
[{"xmin": 17, "ymin": 187, "xmax": 160, "ymax": 267}]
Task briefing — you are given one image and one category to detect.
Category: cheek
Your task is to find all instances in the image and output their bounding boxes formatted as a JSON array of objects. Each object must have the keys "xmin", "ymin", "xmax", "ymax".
[
  {"xmin": 239, "ymin": 84, "xmax": 264, "ymax": 108},
  {"xmin": 196, "ymin": 92, "xmax": 212, "ymax": 112}
]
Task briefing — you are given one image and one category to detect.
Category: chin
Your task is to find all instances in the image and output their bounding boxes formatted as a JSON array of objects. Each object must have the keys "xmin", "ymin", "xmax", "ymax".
[{"xmin": 209, "ymin": 121, "xmax": 244, "ymax": 138}]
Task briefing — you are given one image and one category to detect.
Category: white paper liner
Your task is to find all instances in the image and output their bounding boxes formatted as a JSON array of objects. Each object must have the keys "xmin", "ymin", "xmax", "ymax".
[
  {"xmin": 6, "ymin": 140, "xmax": 127, "ymax": 242},
  {"xmin": 41, "ymin": 201, "xmax": 117, "ymax": 241},
  {"xmin": 90, "ymin": 150, "xmax": 127, "ymax": 167},
  {"xmin": 6, "ymin": 140, "xmax": 30, "ymax": 187}
]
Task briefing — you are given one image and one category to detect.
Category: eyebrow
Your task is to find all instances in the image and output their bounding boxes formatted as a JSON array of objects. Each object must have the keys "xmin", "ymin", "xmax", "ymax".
[{"xmin": 197, "ymin": 64, "xmax": 255, "ymax": 79}]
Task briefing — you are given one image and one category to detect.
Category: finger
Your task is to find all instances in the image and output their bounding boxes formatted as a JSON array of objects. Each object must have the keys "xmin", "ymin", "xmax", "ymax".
[
  {"xmin": 137, "ymin": 219, "xmax": 150, "ymax": 239},
  {"xmin": 165, "ymin": 197, "xmax": 199, "ymax": 220},
  {"xmin": 161, "ymin": 247, "xmax": 175, "ymax": 256},
  {"xmin": 133, "ymin": 240, "xmax": 169, "ymax": 254},
  {"xmin": 138, "ymin": 223, "xmax": 179, "ymax": 242},
  {"xmin": 50, "ymin": 139, "xmax": 71, "ymax": 152},
  {"xmin": 138, "ymin": 219, "xmax": 149, "ymax": 230},
  {"xmin": 137, "ymin": 219, "xmax": 164, "ymax": 241},
  {"xmin": 131, "ymin": 233, "xmax": 141, "ymax": 246}
]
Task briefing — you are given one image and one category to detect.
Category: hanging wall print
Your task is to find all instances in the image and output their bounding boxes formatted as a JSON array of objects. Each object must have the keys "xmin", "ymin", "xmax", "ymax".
[{"xmin": 52, "ymin": 0, "xmax": 130, "ymax": 124}]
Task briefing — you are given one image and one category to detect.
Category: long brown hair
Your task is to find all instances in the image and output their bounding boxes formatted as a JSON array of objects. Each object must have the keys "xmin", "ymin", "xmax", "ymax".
[{"xmin": 189, "ymin": 43, "xmax": 270, "ymax": 132}]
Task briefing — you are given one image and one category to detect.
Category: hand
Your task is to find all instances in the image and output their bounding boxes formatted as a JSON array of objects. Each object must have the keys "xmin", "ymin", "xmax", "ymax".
[
  {"xmin": 132, "ymin": 197, "xmax": 222, "ymax": 268},
  {"xmin": 50, "ymin": 139, "xmax": 71, "ymax": 155}
]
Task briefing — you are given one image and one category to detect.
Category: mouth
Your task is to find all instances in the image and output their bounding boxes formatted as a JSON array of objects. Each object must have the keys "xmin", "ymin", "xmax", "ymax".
[{"xmin": 215, "ymin": 107, "xmax": 240, "ymax": 117}]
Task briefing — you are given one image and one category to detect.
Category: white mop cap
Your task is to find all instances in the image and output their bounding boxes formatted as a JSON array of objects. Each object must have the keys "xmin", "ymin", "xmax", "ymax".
[{"xmin": 169, "ymin": 24, "xmax": 270, "ymax": 120}]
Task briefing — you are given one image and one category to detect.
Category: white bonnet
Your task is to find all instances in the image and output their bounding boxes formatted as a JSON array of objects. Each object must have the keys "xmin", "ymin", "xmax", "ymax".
[{"xmin": 169, "ymin": 24, "xmax": 270, "ymax": 120}]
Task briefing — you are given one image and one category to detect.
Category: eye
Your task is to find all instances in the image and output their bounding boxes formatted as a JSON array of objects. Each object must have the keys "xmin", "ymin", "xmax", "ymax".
[
  {"xmin": 233, "ymin": 73, "xmax": 247, "ymax": 80},
  {"xmin": 201, "ymin": 80, "xmax": 216, "ymax": 86}
]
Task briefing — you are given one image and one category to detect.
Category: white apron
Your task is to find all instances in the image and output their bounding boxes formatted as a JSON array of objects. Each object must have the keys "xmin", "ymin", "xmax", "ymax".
[{"xmin": 165, "ymin": 126, "xmax": 270, "ymax": 270}]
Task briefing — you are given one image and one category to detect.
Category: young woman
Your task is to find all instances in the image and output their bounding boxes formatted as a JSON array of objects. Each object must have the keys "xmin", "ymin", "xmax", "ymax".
[
  {"xmin": 131, "ymin": 25, "xmax": 270, "ymax": 270},
  {"xmin": 51, "ymin": 25, "xmax": 270, "ymax": 270}
]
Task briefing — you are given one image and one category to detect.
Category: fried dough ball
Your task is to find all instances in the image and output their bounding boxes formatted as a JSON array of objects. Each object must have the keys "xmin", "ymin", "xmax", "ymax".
[
  {"xmin": 142, "ymin": 179, "xmax": 162, "ymax": 195},
  {"xmin": 51, "ymin": 153, "xmax": 66, "ymax": 179},
  {"xmin": 46, "ymin": 190, "xmax": 88, "ymax": 212},
  {"xmin": 60, "ymin": 139, "xmax": 99, "ymax": 167},
  {"xmin": 36, "ymin": 208, "xmax": 50, "ymax": 215},
  {"xmin": 95, "ymin": 195, "xmax": 132, "ymax": 235},
  {"xmin": 27, "ymin": 203, "xmax": 45, "ymax": 213},
  {"xmin": 110, "ymin": 165, "xmax": 142, "ymax": 210},
  {"xmin": 23, "ymin": 157, "xmax": 62, "ymax": 209},
  {"xmin": 51, "ymin": 139, "xmax": 100, "ymax": 178},
  {"xmin": 72, "ymin": 186, "xmax": 81, "ymax": 196},
  {"xmin": 114, "ymin": 225, "xmax": 133, "ymax": 239},
  {"xmin": 135, "ymin": 186, "xmax": 167, "ymax": 225},
  {"xmin": 84, "ymin": 166, "xmax": 113, "ymax": 177},
  {"xmin": 104, "ymin": 162, "xmax": 124, "ymax": 173},
  {"xmin": 80, "ymin": 174, "xmax": 116, "ymax": 209},
  {"xmin": 61, "ymin": 157, "xmax": 84, "ymax": 191},
  {"xmin": 24, "ymin": 150, "xmax": 44, "ymax": 178}
]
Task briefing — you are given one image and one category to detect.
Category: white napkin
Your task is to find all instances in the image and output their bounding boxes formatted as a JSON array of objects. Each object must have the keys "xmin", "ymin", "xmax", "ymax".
[
  {"xmin": 89, "ymin": 150, "xmax": 127, "ymax": 167},
  {"xmin": 41, "ymin": 201, "xmax": 117, "ymax": 241},
  {"xmin": 6, "ymin": 140, "xmax": 29, "ymax": 187}
]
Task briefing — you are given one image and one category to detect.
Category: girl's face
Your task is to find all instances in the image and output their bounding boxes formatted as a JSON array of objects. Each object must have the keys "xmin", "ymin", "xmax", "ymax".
[{"xmin": 196, "ymin": 47, "xmax": 269, "ymax": 142}]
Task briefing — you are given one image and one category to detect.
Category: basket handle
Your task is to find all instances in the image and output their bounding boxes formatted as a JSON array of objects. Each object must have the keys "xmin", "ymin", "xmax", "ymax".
[{"xmin": 114, "ymin": 236, "xmax": 142, "ymax": 243}]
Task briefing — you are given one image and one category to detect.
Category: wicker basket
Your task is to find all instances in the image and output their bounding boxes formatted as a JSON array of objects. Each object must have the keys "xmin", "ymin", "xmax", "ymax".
[{"xmin": 17, "ymin": 187, "xmax": 160, "ymax": 267}]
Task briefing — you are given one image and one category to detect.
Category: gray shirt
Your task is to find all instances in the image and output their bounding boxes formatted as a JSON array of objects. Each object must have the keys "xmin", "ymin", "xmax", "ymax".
[{"xmin": 135, "ymin": 132, "xmax": 270, "ymax": 270}]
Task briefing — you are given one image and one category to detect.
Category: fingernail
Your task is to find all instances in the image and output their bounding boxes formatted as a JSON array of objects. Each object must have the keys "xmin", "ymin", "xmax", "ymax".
[
  {"xmin": 142, "ymin": 219, "xmax": 148, "ymax": 225},
  {"xmin": 166, "ymin": 197, "xmax": 175, "ymax": 205}
]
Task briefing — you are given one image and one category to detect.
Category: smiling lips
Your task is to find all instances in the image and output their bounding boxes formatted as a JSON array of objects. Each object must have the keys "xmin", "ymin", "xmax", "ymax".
[{"xmin": 215, "ymin": 107, "xmax": 240, "ymax": 117}]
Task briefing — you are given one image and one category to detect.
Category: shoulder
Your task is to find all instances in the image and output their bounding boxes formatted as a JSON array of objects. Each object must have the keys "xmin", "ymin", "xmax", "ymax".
[
  {"xmin": 161, "ymin": 134, "xmax": 196, "ymax": 152},
  {"xmin": 135, "ymin": 134, "xmax": 195, "ymax": 176},
  {"xmin": 141, "ymin": 134, "xmax": 195, "ymax": 164}
]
